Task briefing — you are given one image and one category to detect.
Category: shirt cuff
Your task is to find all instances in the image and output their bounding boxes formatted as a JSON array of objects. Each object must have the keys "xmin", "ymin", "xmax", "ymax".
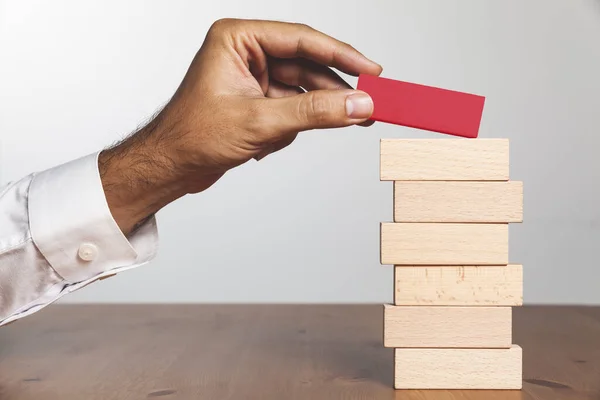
[{"xmin": 28, "ymin": 151, "xmax": 158, "ymax": 283}]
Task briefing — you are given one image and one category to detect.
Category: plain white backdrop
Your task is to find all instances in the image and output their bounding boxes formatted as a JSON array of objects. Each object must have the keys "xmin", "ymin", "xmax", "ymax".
[{"xmin": 1, "ymin": 0, "xmax": 599, "ymax": 304}]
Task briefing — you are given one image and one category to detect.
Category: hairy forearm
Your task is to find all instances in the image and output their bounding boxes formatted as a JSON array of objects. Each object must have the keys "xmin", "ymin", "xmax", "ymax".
[{"xmin": 98, "ymin": 133, "xmax": 187, "ymax": 235}]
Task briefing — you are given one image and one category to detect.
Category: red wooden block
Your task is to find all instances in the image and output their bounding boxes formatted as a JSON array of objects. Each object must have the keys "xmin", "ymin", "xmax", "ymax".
[{"xmin": 357, "ymin": 74, "xmax": 485, "ymax": 138}]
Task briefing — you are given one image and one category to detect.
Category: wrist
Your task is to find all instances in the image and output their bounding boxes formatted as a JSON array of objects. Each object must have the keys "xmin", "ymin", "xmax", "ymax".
[{"xmin": 98, "ymin": 140, "xmax": 187, "ymax": 235}]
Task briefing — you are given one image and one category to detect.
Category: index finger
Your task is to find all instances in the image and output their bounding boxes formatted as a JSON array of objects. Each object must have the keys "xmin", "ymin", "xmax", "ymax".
[{"xmin": 249, "ymin": 20, "xmax": 383, "ymax": 77}]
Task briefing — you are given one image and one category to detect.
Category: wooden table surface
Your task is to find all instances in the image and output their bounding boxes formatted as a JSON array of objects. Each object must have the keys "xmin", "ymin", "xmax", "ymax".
[{"xmin": 0, "ymin": 305, "xmax": 598, "ymax": 399}]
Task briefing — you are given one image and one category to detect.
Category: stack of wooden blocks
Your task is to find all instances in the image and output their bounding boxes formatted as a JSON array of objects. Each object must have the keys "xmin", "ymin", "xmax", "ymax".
[{"xmin": 379, "ymin": 138, "xmax": 523, "ymax": 390}]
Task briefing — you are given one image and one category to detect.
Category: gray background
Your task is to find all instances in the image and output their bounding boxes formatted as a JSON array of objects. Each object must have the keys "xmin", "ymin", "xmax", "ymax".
[{"xmin": 1, "ymin": 0, "xmax": 599, "ymax": 304}]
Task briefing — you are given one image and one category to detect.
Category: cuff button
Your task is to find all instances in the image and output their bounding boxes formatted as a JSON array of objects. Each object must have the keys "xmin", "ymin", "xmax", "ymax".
[{"xmin": 78, "ymin": 243, "xmax": 98, "ymax": 261}]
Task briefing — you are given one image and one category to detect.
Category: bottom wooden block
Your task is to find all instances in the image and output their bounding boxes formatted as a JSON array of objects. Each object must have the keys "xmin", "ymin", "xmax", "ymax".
[{"xmin": 395, "ymin": 346, "xmax": 522, "ymax": 390}]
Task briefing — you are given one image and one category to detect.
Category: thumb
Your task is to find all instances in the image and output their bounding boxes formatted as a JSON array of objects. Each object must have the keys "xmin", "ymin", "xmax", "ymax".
[{"xmin": 267, "ymin": 89, "xmax": 374, "ymax": 133}]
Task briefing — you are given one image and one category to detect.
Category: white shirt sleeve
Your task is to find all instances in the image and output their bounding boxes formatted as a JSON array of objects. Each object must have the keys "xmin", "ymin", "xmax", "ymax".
[{"xmin": 0, "ymin": 152, "xmax": 158, "ymax": 326}]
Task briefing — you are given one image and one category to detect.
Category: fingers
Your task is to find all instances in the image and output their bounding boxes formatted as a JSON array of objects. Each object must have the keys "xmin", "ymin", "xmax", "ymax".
[
  {"xmin": 266, "ymin": 79, "xmax": 305, "ymax": 98},
  {"xmin": 268, "ymin": 58, "xmax": 376, "ymax": 127},
  {"xmin": 250, "ymin": 20, "xmax": 383, "ymax": 77},
  {"xmin": 269, "ymin": 57, "xmax": 351, "ymax": 91},
  {"xmin": 263, "ymin": 89, "xmax": 374, "ymax": 134}
]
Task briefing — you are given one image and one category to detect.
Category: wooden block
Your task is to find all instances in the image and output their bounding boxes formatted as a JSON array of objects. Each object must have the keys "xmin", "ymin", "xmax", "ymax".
[
  {"xmin": 380, "ymin": 139, "xmax": 509, "ymax": 181},
  {"xmin": 394, "ymin": 181, "xmax": 523, "ymax": 223},
  {"xmin": 356, "ymin": 74, "xmax": 485, "ymax": 138},
  {"xmin": 395, "ymin": 346, "xmax": 523, "ymax": 389},
  {"xmin": 384, "ymin": 305, "xmax": 512, "ymax": 348},
  {"xmin": 380, "ymin": 223, "xmax": 508, "ymax": 265},
  {"xmin": 394, "ymin": 265, "xmax": 523, "ymax": 306}
]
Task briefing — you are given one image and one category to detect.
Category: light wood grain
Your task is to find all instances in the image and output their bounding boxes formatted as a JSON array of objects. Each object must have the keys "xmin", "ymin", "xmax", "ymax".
[
  {"xmin": 380, "ymin": 139, "xmax": 509, "ymax": 181},
  {"xmin": 380, "ymin": 223, "xmax": 508, "ymax": 265},
  {"xmin": 395, "ymin": 346, "xmax": 522, "ymax": 389},
  {"xmin": 393, "ymin": 181, "xmax": 523, "ymax": 223},
  {"xmin": 394, "ymin": 265, "xmax": 523, "ymax": 306},
  {"xmin": 384, "ymin": 305, "xmax": 512, "ymax": 348}
]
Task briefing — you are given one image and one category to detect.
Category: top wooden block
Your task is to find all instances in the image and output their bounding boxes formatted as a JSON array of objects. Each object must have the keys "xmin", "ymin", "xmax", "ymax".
[
  {"xmin": 380, "ymin": 139, "xmax": 509, "ymax": 181},
  {"xmin": 357, "ymin": 74, "xmax": 485, "ymax": 138}
]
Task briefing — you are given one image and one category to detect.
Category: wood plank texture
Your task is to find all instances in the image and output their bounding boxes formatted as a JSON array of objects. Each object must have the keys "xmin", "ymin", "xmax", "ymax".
[
  {"xmin": 380, "ymin": 139, "xmax": 509, "ymax": 181},
  {"xmin": 394, "ymin": 181, "xmax": 523, "ymax": 223},
  {"xmin": 381, "ymin": 223, "xmax": 509, "ymax": 265},
  {"xmin": 394, "ymin": 265, "xmax": 523, "ymax": 306},
  {"xmin": 384, "ymin": 305, "xmax": 512, "ymax": 348},
  {"xmin": 395, "ymin": 346, "xmax": 522, "ymax": 389},
  {"xmin": 2, "ymin": 305, "xmax": 600, "ymax": 398}
]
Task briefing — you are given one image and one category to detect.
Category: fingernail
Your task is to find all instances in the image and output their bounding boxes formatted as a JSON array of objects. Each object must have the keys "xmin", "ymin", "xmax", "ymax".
[{"xmin": 346, "ymin": 92, "xmax": 373, "ymax": 119}]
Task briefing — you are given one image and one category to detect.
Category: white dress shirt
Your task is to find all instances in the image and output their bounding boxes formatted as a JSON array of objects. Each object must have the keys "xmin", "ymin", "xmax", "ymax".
[{"xmin": 0, "ymin": 152, "xmax": 158, "ymax": 326}]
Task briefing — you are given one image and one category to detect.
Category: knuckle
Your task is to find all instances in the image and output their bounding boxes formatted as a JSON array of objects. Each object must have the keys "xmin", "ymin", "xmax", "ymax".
[
  {"xmin": 340, "ymin": 39, "xmax": 355, "ymax": 51},
  {"xmin": 294, "ymin": 22, "xmax": 312, "ymax": 31},
  {"xmin": 302, "ymin": 93, "xmax": 332, "ymax": 125},
  {"xmin": 209, "ymin": 18, "xmax": 237, "ymax": 35}
]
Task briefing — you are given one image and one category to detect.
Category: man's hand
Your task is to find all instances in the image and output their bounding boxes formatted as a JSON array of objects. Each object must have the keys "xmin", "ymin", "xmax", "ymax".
[{"xmin": 99, "ymin": 19, "xmax": 382, "ymax": 234}]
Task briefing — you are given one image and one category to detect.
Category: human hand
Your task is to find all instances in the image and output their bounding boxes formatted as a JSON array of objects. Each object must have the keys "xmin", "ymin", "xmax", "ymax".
[{"xmin": 99, "ymin": 18, "xmax": 382, "ymax": 234}]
